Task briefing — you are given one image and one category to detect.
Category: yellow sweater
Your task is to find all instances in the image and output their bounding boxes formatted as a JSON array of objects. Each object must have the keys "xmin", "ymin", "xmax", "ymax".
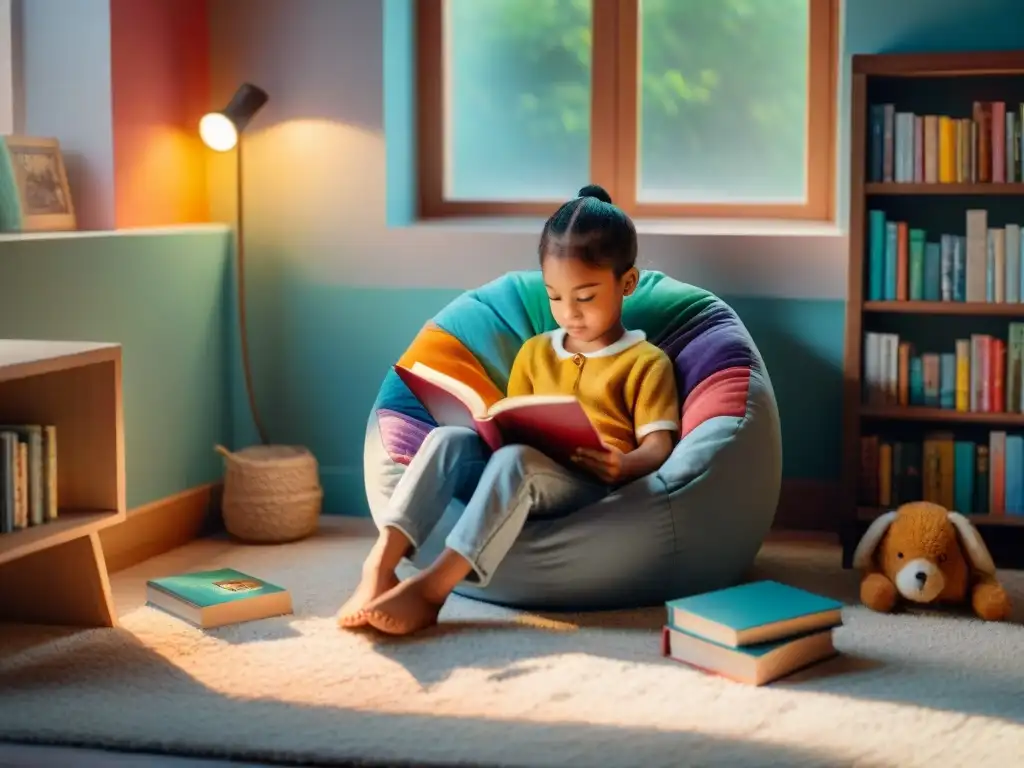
[{"xmin": 507, "ymin": 329, "xmax": 680, "ymax": 453}]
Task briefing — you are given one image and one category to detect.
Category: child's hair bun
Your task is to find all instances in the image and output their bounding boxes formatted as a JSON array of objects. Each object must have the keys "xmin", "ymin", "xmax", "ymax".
[{"xmin": 577, "ymin": 184, "xmax": 612, "ymax": 204}]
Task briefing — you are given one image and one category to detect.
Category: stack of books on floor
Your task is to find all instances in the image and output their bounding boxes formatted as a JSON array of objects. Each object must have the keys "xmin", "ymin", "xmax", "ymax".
[{"xmin": 661, "ymin": 580, "xmax": 845, "ymax": 686}]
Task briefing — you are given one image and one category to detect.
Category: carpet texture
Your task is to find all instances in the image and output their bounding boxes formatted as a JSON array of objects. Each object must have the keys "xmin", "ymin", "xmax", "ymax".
[{"xmin": 1, "ymin": 518, "xmax": 1023, "ymax": 768}]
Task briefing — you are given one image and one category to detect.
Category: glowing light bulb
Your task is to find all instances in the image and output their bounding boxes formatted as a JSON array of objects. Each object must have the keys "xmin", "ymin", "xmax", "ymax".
[{"xmin": 199, "ymin": 112, "xmax": 238, "ymax": 152}]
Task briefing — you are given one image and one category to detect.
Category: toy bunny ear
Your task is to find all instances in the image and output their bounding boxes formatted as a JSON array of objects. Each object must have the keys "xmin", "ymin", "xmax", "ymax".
[
  {"xmin": 852, "ymin": 510, "xmax": 898, "ymax": 569},
  {"xmin": 947, "ymin": 512, "xmax": 997, "ymax": 576}
]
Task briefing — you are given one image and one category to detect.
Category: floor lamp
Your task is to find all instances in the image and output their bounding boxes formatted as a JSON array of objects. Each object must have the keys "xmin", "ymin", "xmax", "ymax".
[{"xmin": 200, "ymin": 83, "xmax": 270, "ymax": 446}]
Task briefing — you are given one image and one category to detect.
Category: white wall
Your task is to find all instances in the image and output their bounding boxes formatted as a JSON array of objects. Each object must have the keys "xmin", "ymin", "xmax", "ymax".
[{"xmin": 15, "ymin": 0, "xmax": 114, "ymax": 230}]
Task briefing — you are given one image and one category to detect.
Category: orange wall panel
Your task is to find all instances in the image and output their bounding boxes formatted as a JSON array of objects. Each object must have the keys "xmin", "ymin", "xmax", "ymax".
[{"xmin": 110, "ymin": 0, "xmax": 211, "ymax": 228}]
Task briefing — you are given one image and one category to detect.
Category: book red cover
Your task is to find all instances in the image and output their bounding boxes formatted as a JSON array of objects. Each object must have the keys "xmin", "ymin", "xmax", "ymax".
[{"xmin": 395, "ymin": 364, "xmax": 604, "ymax": 465}]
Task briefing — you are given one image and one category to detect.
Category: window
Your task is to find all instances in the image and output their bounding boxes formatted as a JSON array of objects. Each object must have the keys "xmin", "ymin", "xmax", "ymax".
[{"xmin": 416, "ymin": 0, "xmax": 838, "ymax": 221}]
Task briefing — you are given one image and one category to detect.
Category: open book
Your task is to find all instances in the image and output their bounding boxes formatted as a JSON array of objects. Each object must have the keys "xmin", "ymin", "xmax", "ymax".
[{"xmin": 394, "ymin": 362, "xmax": 605, "ymax": 463}]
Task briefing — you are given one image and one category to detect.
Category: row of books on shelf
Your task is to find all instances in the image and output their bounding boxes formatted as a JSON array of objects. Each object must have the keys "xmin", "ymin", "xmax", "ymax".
[
  {"xmin": 0, "ymin": 424, "xmax": 58, "ymax": 534},
  {"xmin": 866, "ymin": 209, "xmax": 1024, "ymax": 303},
  {"xmin": 860, "ymin": 430, "xmax": 1022, "ymax": 517},
  {"xmin": 863, "ymin": 327, "xmax": 1024, "ymax": 413},
  {"xmin": 869, "ymin": 101, "xmax": 1022, "ymax": 185}
]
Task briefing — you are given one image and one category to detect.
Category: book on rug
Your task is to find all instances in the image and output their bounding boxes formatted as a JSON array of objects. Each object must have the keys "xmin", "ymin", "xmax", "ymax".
[
  {"xmin": 394, "ymin": 362, "xmax": 604, "ymax": 461},
  {"xmin": 665, "ymin": 580, "xmax": 844, "ymax": 648},
  {"xmin": 660, "ymin": 624, "xmax": 838, "ymax": 687},
  {"xmin": 146, "ymin": 567, "xmax": 293, "ymax": 629}
]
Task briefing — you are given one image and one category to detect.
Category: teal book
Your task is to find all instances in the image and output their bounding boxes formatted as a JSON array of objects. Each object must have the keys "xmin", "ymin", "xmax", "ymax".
[
  {"xmin": 665, "ymin": 580, "xmax": 843, "ymax": 648},
  {"xmin": 868, "ymin": 209, "xmax": 886, "ymax": 301},
  {"xmin": 954, "ymin": 440, "xmax": 975, "ymax": 515},
  {"xmin": 661, "ymin": 623, "xmax": 838, "ymax": 686},
  {"xmin": 908, "ymin": 227, "xmax": 926, "ymax": 301},
  {"xmin": 924, "ymin": 241, "xmax": 941, "ymax": 301},
  {"xmin": 884, "ymin": 221, "xmax": 898, "ymax": 300},
  {"xmin": 146, "ymin": 568, "xmax": 293, "ymax": 628}
]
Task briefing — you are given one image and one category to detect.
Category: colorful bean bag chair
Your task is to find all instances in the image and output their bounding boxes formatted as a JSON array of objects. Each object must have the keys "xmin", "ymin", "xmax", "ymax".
[{"xmin": 364, "ymin": 270, "xmax": 782, "ymax": 611}]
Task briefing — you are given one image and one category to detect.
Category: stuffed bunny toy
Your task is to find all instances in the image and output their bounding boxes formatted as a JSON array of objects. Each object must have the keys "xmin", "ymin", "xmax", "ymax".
[{"xmin": 852, "ymin": 501, "xmax": 1011, "ymax": 621}]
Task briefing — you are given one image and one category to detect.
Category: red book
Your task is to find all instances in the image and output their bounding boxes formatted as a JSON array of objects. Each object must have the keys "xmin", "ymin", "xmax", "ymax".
[{"xmin": 394, "ymin": 363, "xmax": 604, "ymax": 464}]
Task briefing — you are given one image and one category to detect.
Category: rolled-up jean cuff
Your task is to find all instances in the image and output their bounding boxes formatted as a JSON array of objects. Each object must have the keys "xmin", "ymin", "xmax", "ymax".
[
  {"xmin": 380, "ymin": 520, "xmax": 422, "ymax": 551},
  {"xmin": 444, "ymin": 541, "xmax": 492, "ymax": 587}
]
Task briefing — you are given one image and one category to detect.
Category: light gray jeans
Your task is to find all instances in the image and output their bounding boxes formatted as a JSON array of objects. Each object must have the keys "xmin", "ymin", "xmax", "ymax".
[{"xmin": 374, "ymin": 426, "xmax": 609, "ymax": 587}]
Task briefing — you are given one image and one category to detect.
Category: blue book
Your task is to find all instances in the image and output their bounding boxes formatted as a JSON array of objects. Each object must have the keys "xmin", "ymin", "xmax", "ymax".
[
  {"xmin": 953, "ymin": 235, "xmax": 967, "ymax": 302},
  {"xmin": 147, "ymin": 567, "xmax": 292, "ymax": 628},
  {"xmin": 909, "ymin": 356, "xmax": 924, "ymax": 405},
  {"xmin": 939, "ymin": 353, "xmax": 956, "ymax": 409},
  {"xmin": 665, "ymin": 580, "xmax": 843, "ymax": 648},
  {"xmin": 869, "ymin": 105, "xmax": 885, "ymax": 182}
]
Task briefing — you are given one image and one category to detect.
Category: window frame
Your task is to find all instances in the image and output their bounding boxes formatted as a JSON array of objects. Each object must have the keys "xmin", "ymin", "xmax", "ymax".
[
  {"xmin": 415, "ymin": 0, "xmax": 839, "ymax": 222},
  {"xmin": 0, "ymin": 0, "xmax": 15, "ymax": 136}
]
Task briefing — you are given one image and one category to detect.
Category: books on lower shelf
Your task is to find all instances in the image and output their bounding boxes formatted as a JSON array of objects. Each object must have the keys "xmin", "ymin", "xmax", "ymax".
[
  {"xmin": 869, "ymin": 101, "xmax": 1021, "ymax": 185},
  {"xmin": 861, "ymin": 429, "xmax": 1024, "ymax": 517},
  {"xmin": 866, "ymin": 208, "xmax": 1024, "ymax": 304},
  {"xmin": 146, "ymin": 567, "xmax": 293, "ymax": 629},
  {"xmin": 863, "ymin": 325, "xmax": 1024, "ymax": 412},
  {"xmin": 660, "ymin": 580, "xmax": 843, "ymax": 686},
  {"xmin": 0, "ymin": 424, "xmax": 58, "ymax": 535}
]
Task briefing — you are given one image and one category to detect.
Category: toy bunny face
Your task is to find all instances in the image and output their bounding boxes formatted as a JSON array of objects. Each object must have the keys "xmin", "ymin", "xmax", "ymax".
[
  {"xmin": 852, "ymin": 501, "xmax": 998, "ymax": 606},
  {"xmin": 875, "ymin": 508, "xmax": 969, "ymax": 603}
]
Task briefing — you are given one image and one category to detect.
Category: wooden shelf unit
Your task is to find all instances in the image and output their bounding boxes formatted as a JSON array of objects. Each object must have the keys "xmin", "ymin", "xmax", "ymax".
[
  {"xmin": 0, "ymin": 340, "xmax": 125, "ymax": 627},
  {"xmin": 842, "ymin": 52, "xmax": 1024, "ymax": 567}
]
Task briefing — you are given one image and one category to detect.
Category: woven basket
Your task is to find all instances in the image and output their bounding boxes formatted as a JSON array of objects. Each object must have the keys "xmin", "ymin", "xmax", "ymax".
[{"xmin": 215, "ymin": 444, "xmax": 322, "ymax": 543}]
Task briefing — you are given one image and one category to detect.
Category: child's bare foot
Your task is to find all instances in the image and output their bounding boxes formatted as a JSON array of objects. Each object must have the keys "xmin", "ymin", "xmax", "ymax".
[
  {"xmin": 337, "ymin": 526, "xmax": 412, "ymax": 629},
  {"xmin": 363, "ymin": 576, "xmax": 445, "ymax": 636},
  {"xmin": 336, "ymin": 568, "xmax": 400, "ymax": 628}
]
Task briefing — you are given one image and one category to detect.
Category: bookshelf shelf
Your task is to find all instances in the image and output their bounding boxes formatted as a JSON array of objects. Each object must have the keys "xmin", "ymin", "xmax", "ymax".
[
  {"xmin": 866, "ymin": 182, "xmax": 1024, "ymax": 195},
  {"xmin": 842, "ymin": 51, "xmax": 1024, "ymax": 569},
  {"xmin": 864, "ymin": 301, "xmax": 1024, "ymax": 316},
  {"xmin": 857, "ymin": 507, "xmax": 1024, "ymax": 526},
  {"xmin": 0, "ymin": 340, "xmax": 125, "ymax": 628},
  {"xmin": 0, "ymin": 509, "xmax": 120, "ymax": 566},
  {"xmin": 860, "ymin": 405, "xmax": 1024, "ymax": 426}
]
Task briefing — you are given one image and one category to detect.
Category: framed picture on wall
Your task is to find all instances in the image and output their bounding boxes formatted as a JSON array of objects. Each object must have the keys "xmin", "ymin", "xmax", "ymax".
[{"xmin": 0, "ymin": 135, "xmax": 76, "ymax": 232}]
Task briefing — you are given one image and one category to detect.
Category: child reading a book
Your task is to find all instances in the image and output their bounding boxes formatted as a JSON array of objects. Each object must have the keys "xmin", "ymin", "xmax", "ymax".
[{"xmin": 337, "ymin": 184, "xmax": 680, "ymax": 636}]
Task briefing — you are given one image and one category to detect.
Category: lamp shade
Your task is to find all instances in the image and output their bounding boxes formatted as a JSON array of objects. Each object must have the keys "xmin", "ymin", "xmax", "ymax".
[{"xmin": 200, "ymin": 83, "xmax": 269, "ymax": 152}]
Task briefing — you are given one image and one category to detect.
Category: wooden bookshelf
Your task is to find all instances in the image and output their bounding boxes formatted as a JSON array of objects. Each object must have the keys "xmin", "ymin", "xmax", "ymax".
[
  {"xmin": 866, "ymin": 182, "xmax": 1024, "ymax": 195},
  {"xmin": 842, "ymin": 51, "xmax": 1024, "ymax": 568},
  {"xmin": 861, "ymin": 405, "xmax": 1024, "ymax": 426},
  {"xmin": 864, "ymin": 300, "xmax": 1024, "ymax": 316},
  {"xmin": 0, "ymin": 340, "xmax": 125, "ymax": 627}
]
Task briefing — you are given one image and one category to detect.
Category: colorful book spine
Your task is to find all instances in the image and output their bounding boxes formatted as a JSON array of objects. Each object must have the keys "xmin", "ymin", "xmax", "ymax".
[
  {"xmin": 866, "ymin": 208, "xmax": 1024, "ymax": 304},
  {"xmin": 870, "ymin": 100, "xmax": 1024, "ymax": 185},
  {"xmin": 860, "ymin": 428, "xmax": 1023, "ymax": 517},
  {"xmin": 862, "ymin": 324, "xmax": 1024, "ymax": 414}
]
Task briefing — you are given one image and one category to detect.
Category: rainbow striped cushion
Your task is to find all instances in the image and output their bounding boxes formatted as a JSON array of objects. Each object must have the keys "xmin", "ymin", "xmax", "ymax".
[{"xmin": 372, "ymin": 270, "xmax": 756, "ymax": 466}]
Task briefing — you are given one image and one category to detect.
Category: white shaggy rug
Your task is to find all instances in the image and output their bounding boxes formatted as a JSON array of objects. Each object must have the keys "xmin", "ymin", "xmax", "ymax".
[{"xmin": 1, "ymin": 517, "xmax": 1023, "ymax": 768}]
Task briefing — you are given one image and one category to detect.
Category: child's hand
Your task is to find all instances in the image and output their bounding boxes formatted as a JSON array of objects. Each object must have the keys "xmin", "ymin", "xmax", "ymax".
[{"xmin": 573, "ymin": 445, "xmax": 627, "ymax": 483}]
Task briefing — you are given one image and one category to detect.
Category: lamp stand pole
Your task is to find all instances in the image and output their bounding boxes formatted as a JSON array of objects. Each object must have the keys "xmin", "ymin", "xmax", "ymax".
[{"xmin": 235, "ymin": 136, "xmax": 270, "ymax": 445}]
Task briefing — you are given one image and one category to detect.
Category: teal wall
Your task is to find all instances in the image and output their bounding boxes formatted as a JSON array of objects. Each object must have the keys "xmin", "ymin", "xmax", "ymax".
[
  {"xmin": 225, "ymin": 279, "xmax": 844, "ymax": 517},
  {"xmin": 0, "ymin": 227, "xmax": 233, "ymax": 509}
]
